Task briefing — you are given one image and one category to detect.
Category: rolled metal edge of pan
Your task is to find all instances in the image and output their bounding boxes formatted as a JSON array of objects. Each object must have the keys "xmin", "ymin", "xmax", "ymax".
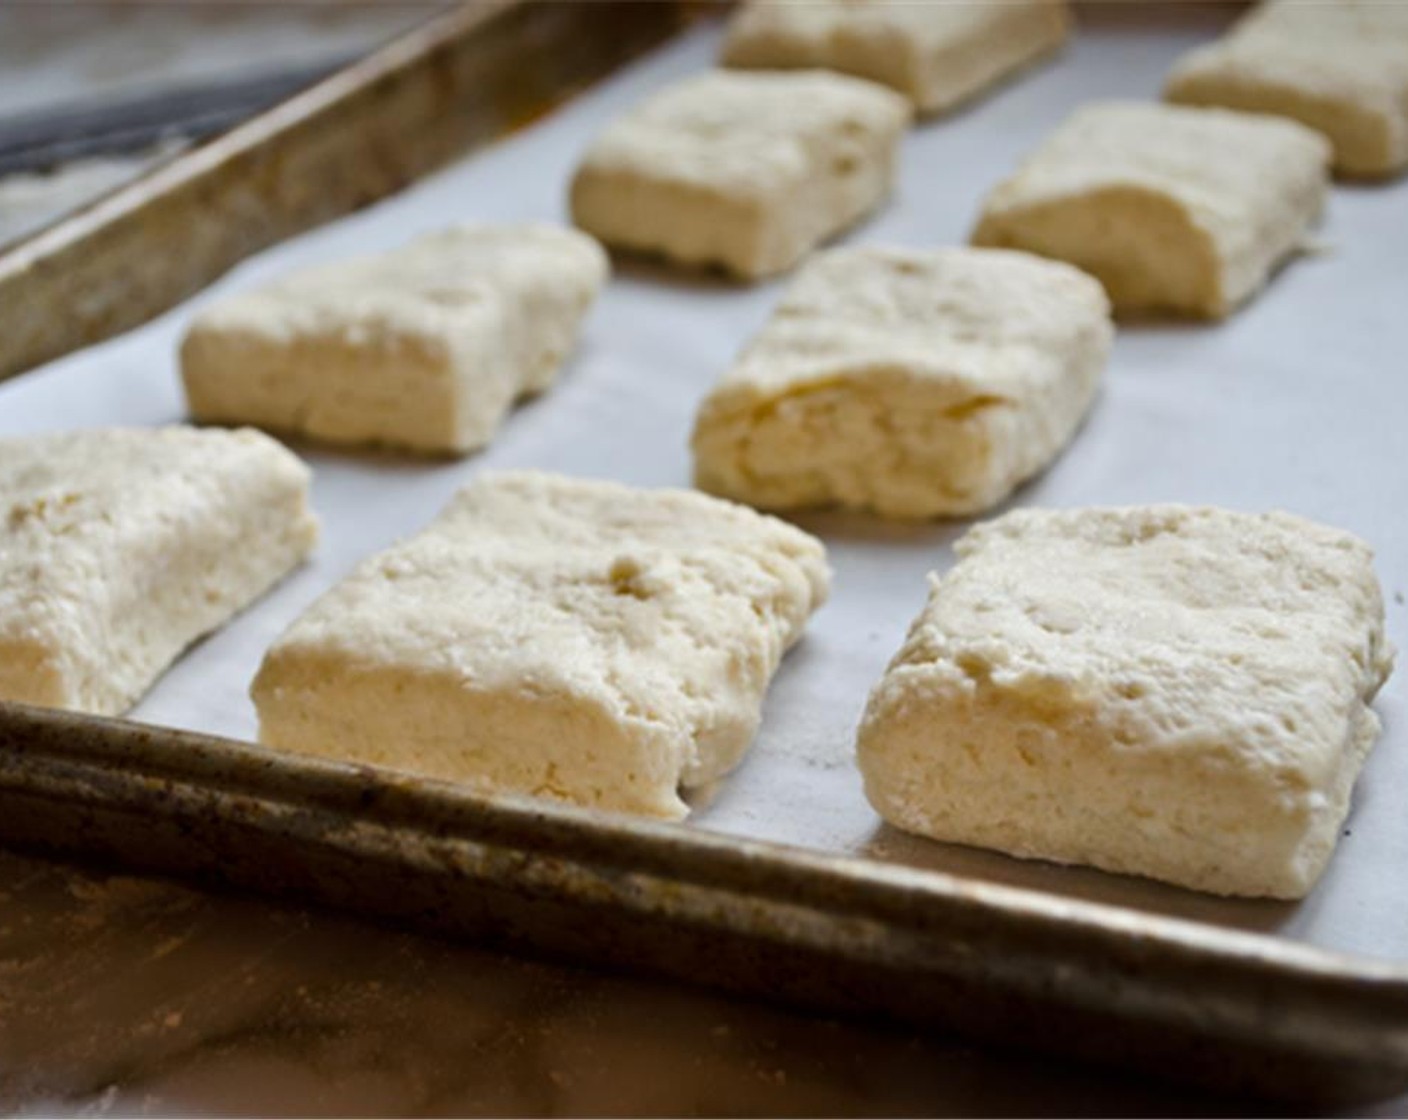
[
  {"xmin": 0, "ymin": 0, "xmax": 698, "ymax": 384},
  {"xmin": 0, "ymin": 699, "xmax": 1404, "ymax": 1105}
]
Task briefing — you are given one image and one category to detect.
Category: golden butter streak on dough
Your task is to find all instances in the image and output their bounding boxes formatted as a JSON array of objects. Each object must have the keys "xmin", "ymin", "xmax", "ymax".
[{"xmin": 181, "ymin": 224, "xmax": 607, "ymax": 456}]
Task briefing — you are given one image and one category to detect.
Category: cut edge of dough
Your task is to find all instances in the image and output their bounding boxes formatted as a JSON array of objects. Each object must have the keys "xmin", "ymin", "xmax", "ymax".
[
  {"xmin": 1164, "ymin": 67, "xmax": 1407, "ymax": 181},
  {"xmin": 917, "ymin": 1, "xmax": 1071, "ymax": 116},
  {"xmin": 719, "ymin": 14, "xmax": 927, "ymax": 107},
  {"xmin": 253, "ymin": 651, "xmax": 694, "ymax": 820},
  {"xmin": 719, "ymin": 2, "xmax": 1070, "ymax": 117},
  {"xmin": 972, "ymin": 184, "xmax": 1227, "ymax": 319},
  {"xmin": 569, "ymin": 163, "xmax": 776, "ymax": 280},
  {"xmin": 857, "ymin": 662, "xmax": 1342, "ymax": 900},
  {"xmin": 181, "ymin": 327, "xmax": 491, "ymax": 457},
  {"xmin": 692, "ymin": 369, "xmax": 1022, "ymax": 520}
]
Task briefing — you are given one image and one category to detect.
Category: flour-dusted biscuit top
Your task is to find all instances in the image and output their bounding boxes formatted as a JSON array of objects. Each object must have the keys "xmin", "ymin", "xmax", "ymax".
[
  {"xmin": 569, "ymin": 70, "xmax": 911, "ymax": 280},
  {"xmin": 253, "ymin": 471, "xmax": 830, "ymax": 819},
  {"xmin": 0, "ymin": 426, "xmax": 318, "ymax": 716},
  {"xmin": 1166, "ymin": 0, "xmax": 1408, "ymax": 179},
  {"xmin": 858, "ymin": 506, "xmax": 1394, "ymax": 899},
  {"xmin": 722, "ymin": 0, "xmax": 1069, "ymax": 116},
  {"xmin": 181, "ymin": 223, "xmax": 608, "ymax": 455},
  {"xmin": 971, "ymin": 101, "xmax": 1331, "ymax": 318},
  {"xmin": 692, "ymin": 246, "xmax": 1112, "ymax": 519}
]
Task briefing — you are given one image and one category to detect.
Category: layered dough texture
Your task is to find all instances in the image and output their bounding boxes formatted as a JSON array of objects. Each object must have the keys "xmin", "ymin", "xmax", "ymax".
[
  {"xmin": 1166, "ymin": 0, "xmax": 1408, "ymax": 179},
  {"xmin": 858, "ymin": 506, "xmax": 1394, "ymax": 899},
  {"xmin": 972, "ymin": 101, "xmax": 1331, "ymax": 318},
  {"xmin": 182, "ymin": 224, "xmax": 607, "ymax": 455},
  {"xmin": 253, "ymin": 471, "xmax": 829, "ymax": 819},
  {"xmin": 722, "ymin": 0, "xmax": 1069, "ymax": 116},
  {"xmin": 0, "ymin": 426, "xmax": 317, "ymax": 715},
  {"xmin": 570, "ymin": 70, "xmax": 910, "ymax": 280},
  {"xmin": 692, "ymin": 246, "xmax": 1112, "ymax": 519}
]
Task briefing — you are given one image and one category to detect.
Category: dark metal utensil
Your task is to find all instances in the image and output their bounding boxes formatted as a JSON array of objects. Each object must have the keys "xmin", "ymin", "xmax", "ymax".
[{"xmin": 0, "ymin": 63, "xmax": 347, "ymax": 177}]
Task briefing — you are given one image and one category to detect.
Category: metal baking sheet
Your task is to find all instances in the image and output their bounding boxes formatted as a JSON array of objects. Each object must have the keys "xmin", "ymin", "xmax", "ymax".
[
  {"xmin": 1, "ymin": 1, "xmax": 1406, "ymax": 1102},
  {"xmin": 0, "ymin": 0, "xmax": 691, "ymax": 381}
]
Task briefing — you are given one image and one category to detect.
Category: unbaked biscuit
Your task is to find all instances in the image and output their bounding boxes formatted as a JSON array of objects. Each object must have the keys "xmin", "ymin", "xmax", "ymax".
[
  {"xmin": 569, "ymin": 70, "xmax": 910, "ymax": 280},
  {"xmin": 722, "ymin": 0, "xmax": 1069, "ymax": 116},
  {"xmin": 0, "ymin": 426, "xmax": 318, "ymax": 716},
  {"xmin": 691, "ymin": 246, "xmax": 1112, "ymax": 519},
  {"xmin": 857, "ymin": 506, "xmax": 1394, "ymax": 899},
  {"xmin": 1165, "ymin": 0, "xmax": 1408, "ymax": 179},
  {"xmin": 181, "ymin": 224, "xmax": 607, "ymax": 455},
  {"xmin": 971, "ymin": 101, "xmax": 1331, "ymax": 318},
  {"xmin": 253, "ymin": 471, "xmax": 830, "ymax": 819}
]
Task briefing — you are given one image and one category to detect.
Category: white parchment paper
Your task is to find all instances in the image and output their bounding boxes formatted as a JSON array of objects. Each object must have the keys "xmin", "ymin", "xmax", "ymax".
[{"xmin": 2, "ymin": 5, "xmax": 1404, "ymax": 962}]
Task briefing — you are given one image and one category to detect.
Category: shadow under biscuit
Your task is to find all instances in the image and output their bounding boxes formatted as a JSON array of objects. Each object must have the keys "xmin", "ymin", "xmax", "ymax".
[{"xmin": 856, "ymin": 822, "xmax": 1298, "ymax": 937}]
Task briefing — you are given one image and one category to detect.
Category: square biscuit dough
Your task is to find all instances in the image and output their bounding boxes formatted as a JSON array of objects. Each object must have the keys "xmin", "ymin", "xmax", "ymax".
[
  {"xmin": 0, "ymin": 426, "xmax": 318, "ymax": 716},
  {"xmin": 857, "ymin": 506, "xmax": 1395, "ymax": 899},
  {"xmin": 569, "ymin": 70, "xmax": 911, "ymax": 280},
  {"xmin": 1165, "ymin": 0, "xmax": 1408, "ymax": 180},
  {"xmin": 181, "ymin": 224, "xmax": 608, "ymax": 455},
  {"xmin": 691, "ymin": 246, "xmax": 1113, "ymax": 519},
  {"xmin": 971, "ymin": 101, "xmax": 1331, "ymax": 319},
  {"xmin": 721, "ymin": 0, "xmax": 1069, "ymax": 117},
  {"xmin": 253, "ymin": 471, "xmax": 830, "ymax": 819}
]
